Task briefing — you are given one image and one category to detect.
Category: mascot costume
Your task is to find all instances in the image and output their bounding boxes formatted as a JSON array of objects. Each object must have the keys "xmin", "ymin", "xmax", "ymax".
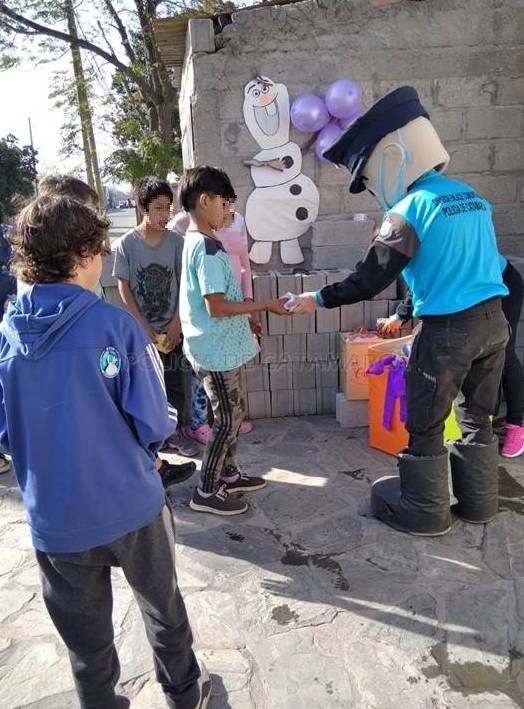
[{"xmin": 296, "ymin": 86, "xmax": 509, "ymax": 536}]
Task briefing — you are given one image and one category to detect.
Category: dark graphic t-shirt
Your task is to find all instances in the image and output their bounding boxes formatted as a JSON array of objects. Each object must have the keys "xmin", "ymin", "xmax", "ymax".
[{"xmin": 113, "ymin": 228, "xmax": 184, "ymax": 330}]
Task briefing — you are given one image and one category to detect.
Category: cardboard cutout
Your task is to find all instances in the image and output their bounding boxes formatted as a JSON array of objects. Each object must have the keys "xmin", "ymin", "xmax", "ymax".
[{"xmin": 243, "ymin": 76, "xmax": 319, "ymax": 264}]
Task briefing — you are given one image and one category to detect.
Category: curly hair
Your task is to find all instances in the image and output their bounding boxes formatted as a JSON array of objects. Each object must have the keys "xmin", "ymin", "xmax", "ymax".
[
  {"xmin": 38, "ymin": 174, "xmax": 99, "ymax": 204},
  {"xmin": 133, "ymin": 176, "xmax": 173, "ymax": 211},
  {"xmin": 10, "ymin": 196, "xmax": 110, "ymax": 284}
]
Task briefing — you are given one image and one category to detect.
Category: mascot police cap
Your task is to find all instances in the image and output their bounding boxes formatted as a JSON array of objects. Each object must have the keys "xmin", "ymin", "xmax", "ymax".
[{"xmin": 323, "ymin": 86, "xmax": 430, "ymax": 194}]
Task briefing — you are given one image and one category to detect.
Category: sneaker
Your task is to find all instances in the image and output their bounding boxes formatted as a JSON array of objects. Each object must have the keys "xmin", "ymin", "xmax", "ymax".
[
  {"xmin": 501, "ymin": 424, "xmax": 524, "ymax": 458},
  {"xmin": 220, "ymin": 472, "xmax": 267, "ymax": 493},
  {"xmin": 158, "ymin": 460, "xmax": 197, "ymax": 487},
  {"xmin": 186, "ymin": 424, "xmax": 213, "ymax": 445},
  {"xmin": 195, "ymin": 662, "xmax": 212, "ymax": 708},
  {"xmin": 239, "ymin": 420, "xmax": 253, "ymax": 435},
  {"xmin": 163, "ymin": 431, "xmax": 200, "ymax": 457},
  {"xmin": 189, "ymin": 484, "xmax": 248, "ymax": 516},
  {"xmin": 0, "ymin": 455, "xmax": 10, "ymax": 475}
]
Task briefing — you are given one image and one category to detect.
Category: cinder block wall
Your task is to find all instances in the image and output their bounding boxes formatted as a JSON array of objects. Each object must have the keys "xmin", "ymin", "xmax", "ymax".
[{"xmin": 175, "ymin": 0, "xmax": 524, "ymax": 417}]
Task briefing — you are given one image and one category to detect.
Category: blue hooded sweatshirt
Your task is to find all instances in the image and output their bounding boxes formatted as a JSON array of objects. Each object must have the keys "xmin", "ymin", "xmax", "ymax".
[{"xmin": 0, "ymin": 283, "xmax": 176, "ymax": 553}]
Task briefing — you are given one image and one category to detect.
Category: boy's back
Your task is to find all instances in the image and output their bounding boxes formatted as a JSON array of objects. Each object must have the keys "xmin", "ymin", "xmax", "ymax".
[{"xmin": 0, "ymin": 283, "xmax": 173, "ymax": 552}]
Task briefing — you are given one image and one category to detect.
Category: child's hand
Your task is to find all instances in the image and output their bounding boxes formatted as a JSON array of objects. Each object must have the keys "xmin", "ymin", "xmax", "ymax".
[
  {"xmin": 376, "ymin": 315, "xmax": 402, "ymax": 335},
  {"xmin": 266, "ymin": 298, "xmax": 290, "ymax": 316},
  {"xmin": 165, "ymin": 320, "xmax": 182, "ymax": 351},
  {"xmin": 289, "ymin": 292, "xmax": 317, "ymax": 314},
  {"xmin": 249, "ymin": 315, "xmax": 262, "ymax": 336}
]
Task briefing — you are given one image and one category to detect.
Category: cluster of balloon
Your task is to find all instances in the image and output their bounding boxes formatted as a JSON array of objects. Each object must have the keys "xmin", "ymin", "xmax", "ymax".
[{"xmin": 290, "ymin": 80, "xmax": 363, "ymax": 163}]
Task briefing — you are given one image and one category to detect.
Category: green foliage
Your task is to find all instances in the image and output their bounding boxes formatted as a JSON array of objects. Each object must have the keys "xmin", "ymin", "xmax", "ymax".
[{"xmin": 0, "ymin": 135, "xmax": 37, "ymax": 218}]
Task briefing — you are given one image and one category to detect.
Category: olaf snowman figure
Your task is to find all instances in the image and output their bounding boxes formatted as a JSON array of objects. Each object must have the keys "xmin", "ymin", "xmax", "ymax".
[{"xmin": 243, "ymin": 76, "xmax": 319, "ymax": 264}]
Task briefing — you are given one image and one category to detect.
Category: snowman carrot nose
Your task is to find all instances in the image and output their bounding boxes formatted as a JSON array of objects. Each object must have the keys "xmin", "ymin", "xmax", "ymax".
[{"xmin": 259, "ymin": 93, "xmax": 275, "ymax": 107}]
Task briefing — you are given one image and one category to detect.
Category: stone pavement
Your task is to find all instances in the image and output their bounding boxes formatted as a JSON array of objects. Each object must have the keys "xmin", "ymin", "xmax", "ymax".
[{"xmin": 1, "ymin": 417, "xmax": 524, "ymax": 708}]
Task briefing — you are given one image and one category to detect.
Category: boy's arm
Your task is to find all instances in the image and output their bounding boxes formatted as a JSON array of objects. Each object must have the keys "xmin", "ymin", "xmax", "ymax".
[
  {"xmin": 120, "ymin": 336, "xmax": 177, "ymax": 456},
  {"xmin": 117, "ymin": 279, "xmax": 157, "ymax": 342},
  {"xmin": 395, "ymin": 289, "xmax": 414, "ymax": 323},
  {"xmin": 195, "ymin": 243, "xmax": 286, "ymax": 317}
]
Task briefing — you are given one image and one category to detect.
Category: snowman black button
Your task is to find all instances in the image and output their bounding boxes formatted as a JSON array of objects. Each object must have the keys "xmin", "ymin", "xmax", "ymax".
[
  {"xmin": 296, "ymin": 208, "xmax": 308, "ymax": 221},
  {"xmin": 290, "ymin": 184, "xmax": 302, "ymax": 196},
  {"xmin": 282, "ymin": 155, "xmax": 294, "ymax": 169}
]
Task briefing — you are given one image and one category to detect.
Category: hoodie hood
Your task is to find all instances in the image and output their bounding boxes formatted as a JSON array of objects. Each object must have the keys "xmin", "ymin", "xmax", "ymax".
[{"xmin": 1, "ymin": 283, "xmax": 99, "ymax": 360}]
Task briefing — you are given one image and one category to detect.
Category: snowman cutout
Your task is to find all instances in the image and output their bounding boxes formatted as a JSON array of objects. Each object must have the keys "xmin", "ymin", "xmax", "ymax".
[{"xmin": 243, "ymin": 76, "xmax": 319, "ymax": 264}]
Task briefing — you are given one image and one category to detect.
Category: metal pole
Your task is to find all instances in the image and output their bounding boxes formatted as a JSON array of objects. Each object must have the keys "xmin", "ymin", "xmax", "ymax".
[{"xmin": 27, "ymin": 117, "xmax": 38, "ymax": 195}]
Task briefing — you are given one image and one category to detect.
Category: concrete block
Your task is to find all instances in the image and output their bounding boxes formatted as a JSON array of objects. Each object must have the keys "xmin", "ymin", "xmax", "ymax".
[
  {"xmin": 437, "ymin": 77, "xmax": 496, "ymax": 108},
  {"xmin": 292, "ymin": 362, "xmax": 317, "ymax": 390},
  {"xmin": 293, "ymin": 389, "xmax": 317, "ymax": 416},
  {"xmin": 282, "ymin": 334, "xmax": 308, "ymax": 362},
  {"xmin": 465, "ymin": 174, "xmax": 519, "ymax": 205},
  {"xmin": 312, "ymin": 244, "xmax": 366, "ymax": 270},
  {"xmin": 497, "ymin": 78, "xmax": 524, "ymax": 106},
  {"xmin": 271, "ymin": 389, "xmax": 294, "ymax": 418},
  {"xmin": 317, "ymin": 270, "xmax": 341, "ymax": 333},
  {"xmin": 316, "ymin": 388, "xmax": 337, "ymax": 415},
  {"xmin": 275, "ymin": 271, "xmax": 302, "ymax": 334},
  {"xmin": 311, "ymin": 219, "xmax": 374, "ymax": 248},
  {"xmin": 336, "ymin": 393, "xmax": 368, "ymax": 429},
  {"xmin": 448, "ymin": 142, "xmax": 492, "ymax": 174},
  {"xmin": 268, "ymin": 362, "xmax": 293, "ymax": 390},
  {"xmin": 466, "ymin": 107, "xmax": 521, "ymax": 140},
  {"xmin": 493, "ymin": 141, "xmax": 524, "ymax": 173},
  {"xmin": 186, "ymin": 19, "xmax": 215, "ymax": 54},
  {"xmin": 429, "ymin": 110, "xmax": 464, "ymax": 142},
  {"xmin": 342, "ymin": 190, "xmax": 379, "ymax": 216},
  {"xmin": 244, "ymin": 364, "xmax": 270, "ymax": 393},
  {"xmin": 259, "ymin": 335, "xmax": 283, "ymax": 365},
  {"xmin": 318, "ymin": 185, "xmax": 342, "ymax": 215},
  {"xmin": 247, "ymin": 391, "xmax": 271, "ymax": 420},
  {"xmin": 299, "ymin": 272, "xmax": 326, "ymax": 334},
  {"xmin": 364, "ymin": 300, "xmax": 389, "ymax": 329},
  {"xmin": 315, "ymin": 361, "xmax": 339, "ymax": 390},
  {"xmin": 252, "ymin": 272, "xmax": 276, "ymax": 335},
  {"xmin": 340, "ymin": 302, "xmax": 365, "ymax": 332},
  {"xmin": 307, "ymin": 333, "xmax": 332, "ymax": 362}
]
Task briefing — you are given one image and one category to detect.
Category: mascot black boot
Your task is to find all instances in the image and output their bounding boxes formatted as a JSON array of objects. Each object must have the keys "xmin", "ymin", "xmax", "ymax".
[
  {"xmin": 448, "ymin": 436, "xmax": 499, "ymax": 523},
  {"xmin": 370, "ymin": 451, "xmax": 451, "ymax": 536}
]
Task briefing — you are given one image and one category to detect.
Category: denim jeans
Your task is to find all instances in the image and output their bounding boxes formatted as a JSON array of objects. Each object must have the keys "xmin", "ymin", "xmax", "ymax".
[{"xmin": 406, "ymin": 297, "xmax": 509, "ymax": 456}]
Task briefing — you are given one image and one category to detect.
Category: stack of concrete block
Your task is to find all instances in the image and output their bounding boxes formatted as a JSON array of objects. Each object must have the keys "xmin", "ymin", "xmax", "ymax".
[{"xmin": 244, "ymin": 269, "xmax": 401, "ymax": 419}]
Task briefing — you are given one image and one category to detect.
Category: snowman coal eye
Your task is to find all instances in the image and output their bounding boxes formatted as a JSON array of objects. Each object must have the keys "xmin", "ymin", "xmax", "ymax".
[
  {"xmin": 252, "ymin": 89, "xmax": 260, "ymax": 98},
  {"xmin": 261, "ymin": 85, "xmax": 269, "ymax": 94}
]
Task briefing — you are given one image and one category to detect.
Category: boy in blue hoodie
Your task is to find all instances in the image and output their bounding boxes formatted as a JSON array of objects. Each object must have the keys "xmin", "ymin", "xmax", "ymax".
[{"xmin": 0, "ymin": 195, "xmax": 210, "ymax": 709}]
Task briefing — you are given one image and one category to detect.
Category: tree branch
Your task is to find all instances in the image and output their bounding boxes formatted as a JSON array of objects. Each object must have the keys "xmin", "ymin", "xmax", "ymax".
[
  {"xmin": 0, "ymin": 1, "xmax": 129, "ymax": 74},
  {"xmin": 102, "ymin": 0, "xmax": 138, "ymax": 66}
]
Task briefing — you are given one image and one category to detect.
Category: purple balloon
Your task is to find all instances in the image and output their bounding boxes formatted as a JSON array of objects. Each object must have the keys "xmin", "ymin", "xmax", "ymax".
[
  {"xmin": 325, "ymin": 79, "xmax": 362, "ymax": 119},
  {"xmin": 315, "ymin": 121, "xmax": 343, "ymax": 163},
  {"xmin": 290, "ymin": 93, "xmax": 330, "ymax": 133},
  {"xmin": 338, "ymin": 110, "xmax": 363, "ymax": 131}
]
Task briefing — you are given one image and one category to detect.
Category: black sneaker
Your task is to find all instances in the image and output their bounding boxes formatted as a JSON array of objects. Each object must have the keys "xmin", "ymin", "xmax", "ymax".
[
  {"xmin": 159, "ymin": 460, "xmax": 197, "ymax": 488},
  {"xmin": 189, "ymin": 484, "xmax": 248, "ymax": 516},
  {"xmin": 220, "ymin": 472, "xmax": 267, "ymax": 493}
]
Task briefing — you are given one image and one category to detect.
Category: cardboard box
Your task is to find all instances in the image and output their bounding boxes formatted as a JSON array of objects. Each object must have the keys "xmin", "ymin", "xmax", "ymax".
[{"xmin": 339, "ymin": 331, "xmax": 384, "ymax": 400}]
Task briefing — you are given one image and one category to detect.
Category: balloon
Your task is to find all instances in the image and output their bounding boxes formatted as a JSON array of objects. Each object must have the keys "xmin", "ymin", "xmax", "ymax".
[
  {"xmin": 315, "ymin": 121, "xmax": 343, "ymax": 163},
  {"xmin": 325, "ymin": 79, "xmax": 362, "ymax": 119},
  {"xmin": 338, "ymin": 110, "xmax": 363, "ymax": 131},
  {"xmin": 290, "ymin": 94, "xmax": 330, "ymax": 133}
]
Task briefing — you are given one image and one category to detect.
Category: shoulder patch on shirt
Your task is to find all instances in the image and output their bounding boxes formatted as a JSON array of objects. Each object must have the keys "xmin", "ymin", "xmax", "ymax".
[
  {"xmin": 203, "ymin": 236, "xmax": 225, "ymax": 256},
  {"xmin": 99, "ymin": 346, "xmax": 121, "ymax": 378},
  {"xmin": 376, "ymin": 213, "xmax": 420, "ymax": 258}
]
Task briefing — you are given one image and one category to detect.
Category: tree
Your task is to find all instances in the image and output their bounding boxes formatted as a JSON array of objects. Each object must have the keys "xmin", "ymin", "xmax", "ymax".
[
  {"xmin": 0, "ymin": 1, "xmax": 247, "ymax": 183},
  {"xmin": 0, "ymin": 134, "xmax": 37, "ymax": 218}
]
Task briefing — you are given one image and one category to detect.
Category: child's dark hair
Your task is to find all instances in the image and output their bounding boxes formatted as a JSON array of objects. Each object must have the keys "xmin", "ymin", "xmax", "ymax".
[
  {"xmin": 10, "ymin": 195, "xmax": 110, "ymax": 284},
  {"xmin": 178, "ymin": 166, "xmax": 236, "ymax": 212},
  {"xmin": 134, "ymin": 176, "xmax": 173, "ymax": 211},
  {"xmin": 38, "ymin": 174, "xmax": 99, "ymax": 205}
]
